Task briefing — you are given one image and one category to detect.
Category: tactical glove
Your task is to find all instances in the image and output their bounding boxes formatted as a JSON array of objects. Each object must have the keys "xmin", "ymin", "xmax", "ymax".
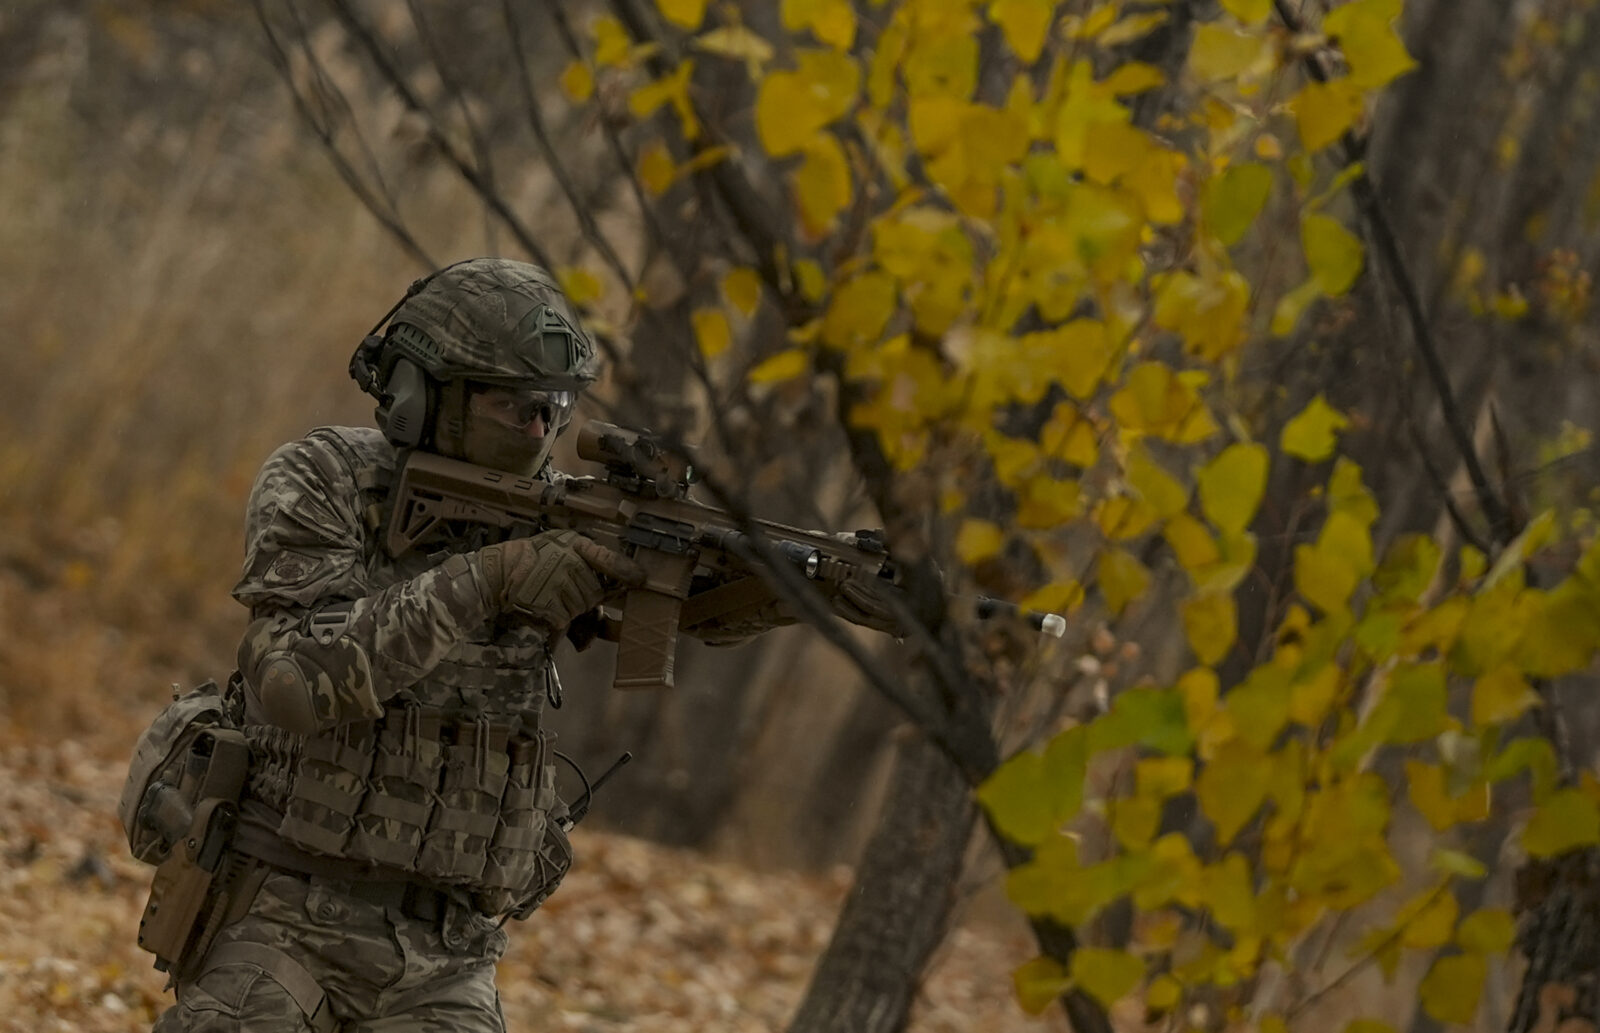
[{"xmin": 477, "ymin": 530, "xmax": 645, "ymax": 633}]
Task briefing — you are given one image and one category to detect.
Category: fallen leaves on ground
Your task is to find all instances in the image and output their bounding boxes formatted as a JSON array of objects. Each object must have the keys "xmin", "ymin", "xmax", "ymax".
[{"xmin": 0, "ymin": 734, "xmax": 1067, "ymax": 1033}]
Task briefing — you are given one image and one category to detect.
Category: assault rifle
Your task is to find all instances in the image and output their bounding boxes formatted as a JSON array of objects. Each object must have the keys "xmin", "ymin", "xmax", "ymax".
[{"xmin": 385, "ymin": 421, "xmax": 1063, "ymax": 692}]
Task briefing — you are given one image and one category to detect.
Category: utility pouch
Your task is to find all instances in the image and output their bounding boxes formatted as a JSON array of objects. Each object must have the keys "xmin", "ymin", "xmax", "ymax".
[
  {"xmin": 417, "ymin": 718, "xmax": 509, "ymax": 882},
  {"xmin": 347, "ymin": 706, "xmax": 443, "ymax": 869},
  {"xmin": 278, "ymin": 722, "xmax": 376, "ymax": 856},
  {"xmin": 136, "ymin": 728, "xmax": 251, "ymax": 976},
  {"xmin": 475, "ymin": 731, "xmax": 555, "ymax": 914}
]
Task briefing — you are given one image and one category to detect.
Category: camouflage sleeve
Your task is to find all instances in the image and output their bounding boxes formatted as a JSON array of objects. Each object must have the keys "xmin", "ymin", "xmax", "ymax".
[{"xmin": 231, "ymin": 437, "xmax": 496, "ymax": 733}]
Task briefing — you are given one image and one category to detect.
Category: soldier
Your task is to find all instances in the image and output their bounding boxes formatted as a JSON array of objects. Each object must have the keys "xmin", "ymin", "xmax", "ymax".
[{"xmin": 151, "ymin": 258, "xmax": 652, "ymax": 1032}]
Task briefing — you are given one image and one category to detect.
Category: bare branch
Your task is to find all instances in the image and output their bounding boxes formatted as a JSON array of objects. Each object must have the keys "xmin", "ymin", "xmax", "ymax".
[
  {"xmin": 253, "ymin": 0, "xmax": 435, "ymax": 268},
  {"xmin": 1272, "ymin": 0, "xmax": 1515, "ymax": 546},
  {"xmin": 501, "ymin": 0, "xmax": 636, "ymax": 289}
]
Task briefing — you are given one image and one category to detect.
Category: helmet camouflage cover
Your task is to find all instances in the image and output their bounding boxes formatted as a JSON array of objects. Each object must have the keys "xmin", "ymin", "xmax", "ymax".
[{"xmin": 387, "ymin": 258, "xmax": 599, "ymax": 391}]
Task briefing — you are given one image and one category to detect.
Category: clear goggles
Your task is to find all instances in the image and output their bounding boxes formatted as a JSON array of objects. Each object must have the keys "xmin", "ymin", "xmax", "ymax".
[{"xmin": 468, "ymin": 385, "xmax": 577, "ymax": 431}]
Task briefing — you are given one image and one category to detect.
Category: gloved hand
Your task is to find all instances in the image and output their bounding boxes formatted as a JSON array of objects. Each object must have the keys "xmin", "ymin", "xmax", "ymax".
[
  {"xmin": 477, "ymin": 530, "xmax": 645, "ymax": 632},
  {"xmin": 829, "ymin": 577, "xmax": 904, "ymax": 635}
]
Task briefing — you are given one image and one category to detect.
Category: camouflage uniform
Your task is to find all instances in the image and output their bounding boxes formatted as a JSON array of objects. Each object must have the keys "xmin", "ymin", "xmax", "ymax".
[
  {"xmin": 155, "ymin": 425, "xmax": 577, "ymax": 1024},
  {"xmin": 144, "ymin": 259, "xmax": 618, "ymax": 1032}
]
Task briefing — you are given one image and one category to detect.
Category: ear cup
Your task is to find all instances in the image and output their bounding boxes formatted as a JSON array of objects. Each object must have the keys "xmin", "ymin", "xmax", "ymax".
[{"xmin": 383, "ymin": 359, "xmax": 430, "ymax": 447}]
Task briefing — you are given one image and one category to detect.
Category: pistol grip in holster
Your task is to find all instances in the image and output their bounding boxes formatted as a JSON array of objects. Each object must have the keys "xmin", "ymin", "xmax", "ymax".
[{"xmin": 136, "ymin": 728, "xmax": 251, "ymax": 977}]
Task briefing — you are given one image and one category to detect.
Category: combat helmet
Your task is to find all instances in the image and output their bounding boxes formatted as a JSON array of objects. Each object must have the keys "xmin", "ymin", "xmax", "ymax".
[{"xmin": 350, "ymin": 258, "xmax": 599, "ymax": 472}]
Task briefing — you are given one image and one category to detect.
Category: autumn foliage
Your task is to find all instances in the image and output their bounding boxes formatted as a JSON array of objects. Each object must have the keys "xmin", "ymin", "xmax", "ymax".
[{"xmin": 536, "ymin": 0, "xmax": 1600, "ymax": 1029}]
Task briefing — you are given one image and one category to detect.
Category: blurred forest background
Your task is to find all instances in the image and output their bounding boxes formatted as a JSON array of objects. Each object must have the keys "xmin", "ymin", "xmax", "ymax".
[{"xmin": 3, "ymin": 0, "xmax": 1600, "ymax": 1032}]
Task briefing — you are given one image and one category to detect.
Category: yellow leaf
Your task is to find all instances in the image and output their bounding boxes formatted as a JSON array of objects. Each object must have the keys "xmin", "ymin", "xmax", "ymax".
[
  {"xmin": 793, "ymin": 259, "xmax": 828, "ymax": 302},
  {"xmin": 1295, "ymin": 541, "xmax": 1359, "ymax": 613},
  {"xmin": 655, "ymin": 0, "xmax": 707, "ymax": 30},
  {"xmin": 692, "ymin": 25, "xmax": 775, "ymax": 65},
  {"xmin": 1021, "ymin": 580, "xmax": 1085, "ymax": 615},
  {"xmin": 793, "ymin": 133, "xmax": 854, "ymax": 237},
  {"xmin": 559, "ymin": 61, "xmax": 595, "ymax": 102},
  {"xmin": 1456, "ymin": 909, "xmax": 1515, "ymax": 954},
  {"xmin": 782, "ymin": 0, "xmax": 857, "ymax": 51},
  {"xmin": 1220, "ymin": 0, "xmax": 1272, "ymax": 25},
  {"xmin": 556, "ymin": 266, "xmax": 604, "ymax": 307},
  {"xmin": 957, "ymin": 519, "xmax": 1006, "ymax": 564},
  {"xmin": 630, "ymin": 59, "xmax": 700, "ymax": 140},
  {"xmin": 1146, "ymin": 973, "xmax": 1183, "ymax": 1012},
  {"xmin": 755, "ymin": 48, "xmax": 860, "ymax": 157},
  {"xmin": 1270, "ymin": 276, "xmax": 1324, "ymax": 336},
  {"xmin": 1018, "ymin": 477, "xmax": 1084, "ymax": 528},
  {"xmin": 593, "ymin": 16, "xmax": 633, "ymax": 68},
  {"xmin": 1406, "ymin": 760, "xmax": 1462, "ymax": 832},
  {"xmin": 691, "ymin": 307, "xmax": 731, "ymax": 360},
  {"xmin": 721, "ymin": 267, "xmax": 762, "ymax": 317},
  {"xmin": 1100, "ymin": 62, "xmax": 1165, "ymax": 96},
  {"xmin": 1157, "ymin": 268, "xmax": 1250, "ymax": 360},
  {"xmin": 1013, "ymin": 956, "xmax": 1072, "ymax": 1015},
  {"xmin": 988, "ymin": 0, "xmax": 1056, "ymax": 62},
  {"xmin": 1099, "ymin": 548, "xmax": 1151, "ymax": 615},
  {"xmin": 1070, "ymin": 948, "xmax": 1146, "ymax": 1007},
  {"xmin": 1183, "ymin": 591, "xmax": 1237, "ymax": 666},
  {"xmin": 1289, "ymin": 664, "xmax": 1341, "ymax": 727},
  {"xmin": 1097, "ymin": 495, "xmax": 1159, "ymax": 541},
  {"xmin": 1419, "ymin": 953, "xmax": 1486, "ymax": 1025},
  {"xmin": 1302, "ymin": 213, "xmax": 1366, "ymax": 296},
  {"xmin": 1399, "ymin": 888, "xmax": 1458, "ymax": 949},
  {"xmin": 1203, "ymin": 162, "xmax": 1273, "ymax": 246},
  {"xmin": 1280, "ymin": 395, "xmax": 1348, "ymax": 461},
  {"xmin": 1430, "ymin": 847, "xmax": 1488, "ymax": 880},
  {"xmin": 1188, "ymin": 22, "xmax": 1276, "ymax": 83},
  {"xmin": 1523, "ymin": 788, "xmax": 1600, "ymax": 858},
  {"xmin": 821, "ymin": 271, "xmax": 897, "ymax": 349},
  {"xmin": 1195, "ymin": 746, "xmax": 1268, "ymax": 845},
  {"xmin": 1198, "ymin": 442, "xmax": 1268, "ymax": 535},
  {"xmin": 748, "ymin": 348, "xmax": 811, "ymax": 385},
  {"xmin": 1471, "ymin": 664, "xmax": 1541, "ymax": 727},
  {"xmin": 636, "ymin": 140, "xmax": 677, "ymax": 196},
  {"xmin": 1128, "ymin": 446, "xmax": 1189, "ymax": 518},
  {"xmin": 1324, "ymin": 0, "xmax": 1418, "ymax": 89},
  {"xmin": 1051, "ymin": 319, "xmax": 1113, "ymax": 400},
  {"xmin": 1098, "ymin": 11, "xmax": 1170, "ymax": 48},
  {"xmin": 1166, "ymin": 514, "xmax": 1221, "ymax": 575},
  {"xmin": 1291, "ymin": 78, "xmax": 1365, "ymax": 152},
  {"xmin": 1136, "ymin": 757, "xmax": 1194, "ymax": 798}
]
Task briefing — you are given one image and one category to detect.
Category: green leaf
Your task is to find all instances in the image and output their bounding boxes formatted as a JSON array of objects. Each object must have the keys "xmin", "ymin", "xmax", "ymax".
[
  {"xmin": 980, "ymin": 726, "xmax": 1090, "ymax": 848},
  {"xmin": 1523, "ymin": 788, "xmax": 1600, "ymax": 858},
  {"xmin": 1089, "ymin": 687, "xmax": 1193, "ymax": 756},
  {"xmin": 1419, "ymin": 953, "xmax": 1486, "ymax": 1025},
  {"xmin": 1281, "ymin": 395, "xmax": 1349, "ymax": 461},
  {"xmin": 1069, "ymin": 947, "xmax": 1146, "ymax": 1007},
  {"xmin": 1198, "ymin": 442, "xmax": 1269, "ymax": 534},
  {"xmin": 1203, "ymin": 162, "xmax": 1273, "ymax": 246},
  {"xmin": 1302, "ymin": 213, "xmax": 1366, "ymax": 295}
]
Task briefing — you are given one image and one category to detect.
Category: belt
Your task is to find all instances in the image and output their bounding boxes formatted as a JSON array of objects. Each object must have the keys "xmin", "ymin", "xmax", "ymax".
[
  {"xmin": 231, "ymin": 821, "xmax": 455, "ymax": 924},
  {"xmin": 338, "ymin": 879, "xmax": 452, "ymax": 923}
]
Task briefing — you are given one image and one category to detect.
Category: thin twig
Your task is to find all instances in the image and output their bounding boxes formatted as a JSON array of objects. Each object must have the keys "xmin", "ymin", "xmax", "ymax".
[
  {"xmin": 501, "ymin": 0, "xmax": 636, "ymax": 289},
  {"xmin": 1271, "ymin": 0, "xmax": 1513, "ymax": 545}
]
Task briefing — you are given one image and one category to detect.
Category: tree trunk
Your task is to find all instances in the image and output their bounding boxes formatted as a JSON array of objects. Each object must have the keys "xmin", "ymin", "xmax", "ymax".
[{"xmin": 787, "ymin": 729, "xmax": 976, "ymax": 1033}]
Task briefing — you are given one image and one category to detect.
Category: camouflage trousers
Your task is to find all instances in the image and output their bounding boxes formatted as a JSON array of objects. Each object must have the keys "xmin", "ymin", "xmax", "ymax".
[{"xmin": 152, "ymin": 870, "xmax": 508, "ymax": 1032}]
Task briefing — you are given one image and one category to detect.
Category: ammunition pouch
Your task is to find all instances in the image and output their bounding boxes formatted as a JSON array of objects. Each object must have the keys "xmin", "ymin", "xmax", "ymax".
[{"xmin": 262, "ymin": 706, "xmax": 573, "ymax": 916}]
